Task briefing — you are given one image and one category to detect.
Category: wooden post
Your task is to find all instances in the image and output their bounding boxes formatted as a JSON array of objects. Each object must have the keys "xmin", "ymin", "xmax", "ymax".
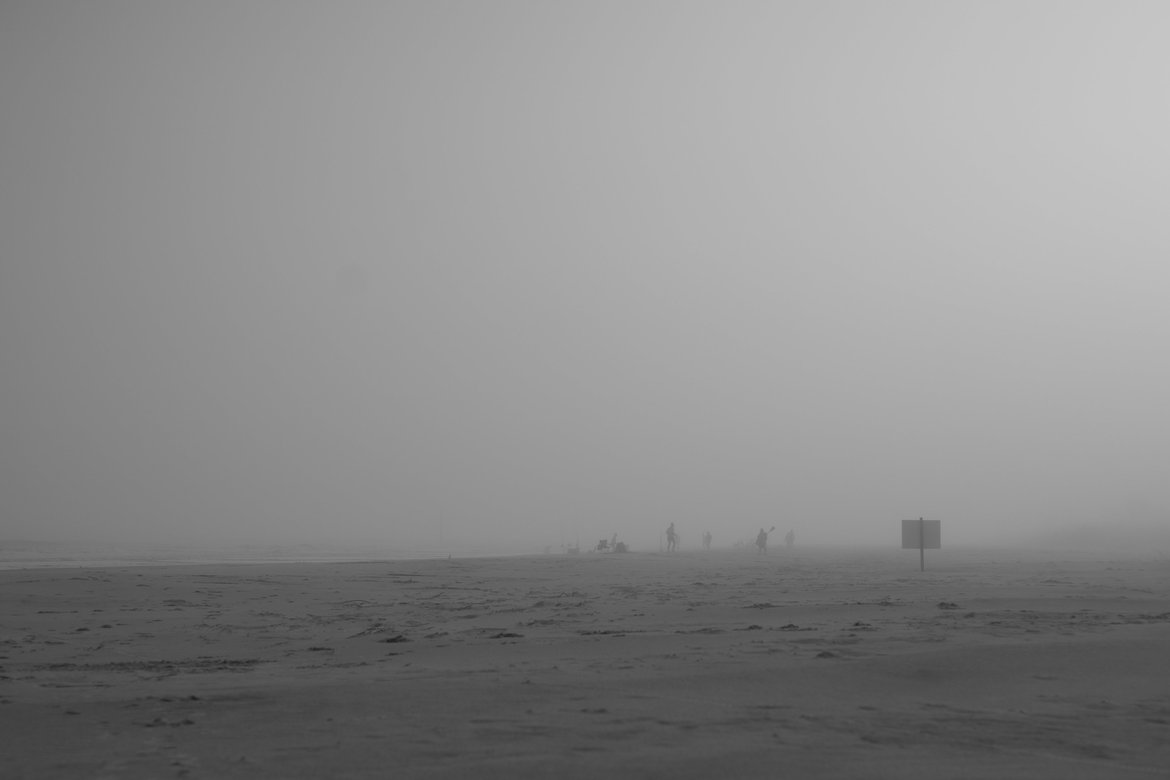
[{"xmin": 919, "ymin": 517, "xmax": 925, "ymax": 572}]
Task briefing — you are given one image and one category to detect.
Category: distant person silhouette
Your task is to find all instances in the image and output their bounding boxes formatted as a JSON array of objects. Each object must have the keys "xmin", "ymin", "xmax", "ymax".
[
  {"xmin": 666, "ymin": 523, "xmax": 678, "ymax": 552},
  {"xmin": 756, "ymin": 527, "xmax": 773, "ymax": 554},
  {"xmin": 785, "ymin": 529, "xmax": 795, "ymax": 550}
]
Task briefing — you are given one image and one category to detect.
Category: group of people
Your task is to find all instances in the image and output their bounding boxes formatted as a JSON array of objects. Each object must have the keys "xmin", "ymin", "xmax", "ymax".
[
  {"xmin": 665, "ymin": 523, "xmax": 795, "ymax": 553},
  {"xmin": 596, "ymin": 534, "xmax": 628, "ymax": 553},
  {"xmin": 756, "ymin": 527, "xmax": 796, "ymax": 552}
]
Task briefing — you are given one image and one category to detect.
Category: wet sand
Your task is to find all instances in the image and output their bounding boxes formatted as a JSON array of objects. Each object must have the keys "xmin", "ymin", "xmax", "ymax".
[{"xmin": 2, "ymin": 547, "xmax": 1168, "ymax": 778}]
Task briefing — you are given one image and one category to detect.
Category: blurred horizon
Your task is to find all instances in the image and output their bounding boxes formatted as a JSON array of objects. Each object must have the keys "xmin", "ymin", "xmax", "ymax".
[{"xmin": 4, "ymin": 516, "xmax": 1168, "ymax": 561}]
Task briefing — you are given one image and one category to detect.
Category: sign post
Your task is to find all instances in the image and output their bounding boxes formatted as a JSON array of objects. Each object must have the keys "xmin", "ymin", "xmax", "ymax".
[
  {"xmin": 919, "ymin": 518, "xmax": 924, "ymax": 572},
  {"xmin": 901, "ymin": 518, "xmax": 941, "ymax": 571}
]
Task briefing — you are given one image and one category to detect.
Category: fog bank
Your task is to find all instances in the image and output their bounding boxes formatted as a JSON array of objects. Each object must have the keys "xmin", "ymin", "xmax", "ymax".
[{"xmin": 3, "ymin": 2, "xmax": 1169, "ymax": 555}]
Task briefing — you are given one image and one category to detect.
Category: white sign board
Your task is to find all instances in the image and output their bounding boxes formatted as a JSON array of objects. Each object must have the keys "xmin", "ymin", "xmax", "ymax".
[{"xmin": 902, "ymin": 519, "xmax": 941, "ymax": 549}]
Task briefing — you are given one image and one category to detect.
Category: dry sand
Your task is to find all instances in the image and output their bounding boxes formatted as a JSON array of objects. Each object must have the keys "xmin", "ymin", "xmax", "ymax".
[{"xmin": 2, "ymin": 546, "xmax": 1168, "ymax": 779}]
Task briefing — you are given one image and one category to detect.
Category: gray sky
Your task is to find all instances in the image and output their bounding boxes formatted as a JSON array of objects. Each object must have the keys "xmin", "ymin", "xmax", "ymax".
[{"xmin": 2, "ymin": 1, "xmax": 1169, "ymax": 551}]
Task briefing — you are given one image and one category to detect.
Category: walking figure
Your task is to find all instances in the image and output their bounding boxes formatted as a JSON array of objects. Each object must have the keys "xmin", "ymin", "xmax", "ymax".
[
  {"xmin": 666, "ymin": 522, "xmax": 678, "ymax": 552},
  {"xmin": 756, "ymin": 526, "xmax": 775, "ymax": 554}
]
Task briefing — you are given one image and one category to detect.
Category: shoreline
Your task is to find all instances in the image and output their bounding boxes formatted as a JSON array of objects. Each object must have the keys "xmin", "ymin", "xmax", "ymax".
[{"xmin": 3, "ymin": 539, "xmax": 1166, "ymax": 572}]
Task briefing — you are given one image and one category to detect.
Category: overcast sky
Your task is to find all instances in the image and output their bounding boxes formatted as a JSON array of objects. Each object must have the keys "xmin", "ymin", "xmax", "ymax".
[{"xmin": 2, "ymin": 1, "xmax": 1168, "ymax": 551}]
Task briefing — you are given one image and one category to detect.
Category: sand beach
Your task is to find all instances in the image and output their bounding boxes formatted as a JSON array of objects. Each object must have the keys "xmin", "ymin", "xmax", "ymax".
[{"xmin": 2, "ymin": 546, "xmax": 1168, "ymax": 779}]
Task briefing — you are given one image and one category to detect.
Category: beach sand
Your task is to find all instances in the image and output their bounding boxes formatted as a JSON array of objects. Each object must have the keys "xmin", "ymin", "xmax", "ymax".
[{"xmin": 2, "ymin": 547, "xmax": 1168, "ymax": 778}]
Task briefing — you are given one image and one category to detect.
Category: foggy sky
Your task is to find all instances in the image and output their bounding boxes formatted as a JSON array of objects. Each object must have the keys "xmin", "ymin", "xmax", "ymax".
[{"xmin": 3, "ymin": 2, "xmax": 1169, "ymax": 552}]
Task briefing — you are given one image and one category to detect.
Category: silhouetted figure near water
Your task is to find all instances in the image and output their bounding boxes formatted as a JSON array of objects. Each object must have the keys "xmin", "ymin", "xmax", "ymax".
[
  {"xmin": 785, "ymin": 529, "xmax": 795, "ymax": 550},
  {"xmin": 756, "ymin": 526, "xmax": 774, "ymax": 554},
  {"xmin": 666, "ymin": 523, "xmax": 678, "ymax": 552}
]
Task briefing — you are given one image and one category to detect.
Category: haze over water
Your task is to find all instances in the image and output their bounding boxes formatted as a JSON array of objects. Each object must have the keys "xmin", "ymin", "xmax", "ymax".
[{"xmin": 3, "ymin": 2, "xmax": 1169, "ymax": 556}]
